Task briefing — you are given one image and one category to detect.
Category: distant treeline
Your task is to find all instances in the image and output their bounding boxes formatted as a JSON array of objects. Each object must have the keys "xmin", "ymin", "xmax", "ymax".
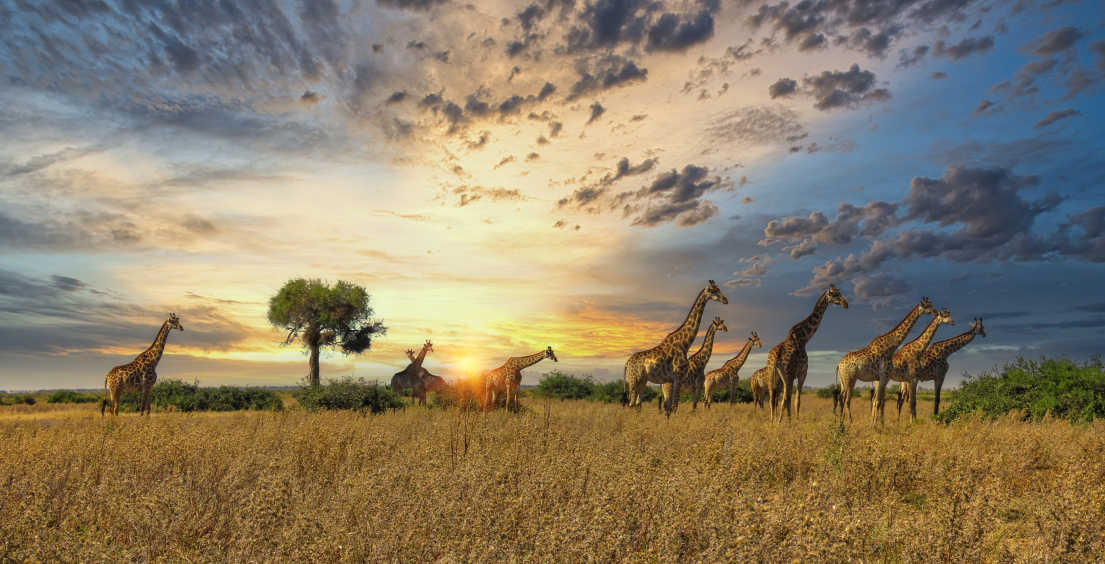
[
  {"xmin": 533, "ymin": 370, "xmax": 755, "ymax": 404},
  {"xmin": 939, "ymin": 356, "xmax": 1105, "ymax": 423}
]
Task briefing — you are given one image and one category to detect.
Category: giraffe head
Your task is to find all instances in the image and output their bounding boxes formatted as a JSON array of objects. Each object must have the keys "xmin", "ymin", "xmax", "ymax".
[
  {"xmin": 919, "ymin": 297, "xmax": 937, "ymax": 315},
  {"xmin": 748, "ymin": 331, "xmax": 763, "ymax": 349},
  {"xmin": 825, "ymin": 285, "xmax": 849, "ymax": 309},
  {"xmin": 972, "ymin": 317, "xmax": 986, "ymax": 337},
  {"xmin": 423, "ymin": 339, "xmax": 434, "ymax": 353},
  {"xmin": 712, "ymin": 316, "xmax": 728, "ymax": 333},
  {"xmin": 167, "ymin": 312, "xmax": 184, "ymax": 331},
  {"xmin": 545, "ymin": 346, "xmax": 558, "ymax": 362},
  {"xmin": 405, "ymin": 349, "xmax": 417, "ymax": 361},
  {"xmin": 936, "ymin": 307, "xmax": 955, "ymax": 326},
  {"xmin": 705, "ymin": 280, "xmax": 728, "ymax": 305}
]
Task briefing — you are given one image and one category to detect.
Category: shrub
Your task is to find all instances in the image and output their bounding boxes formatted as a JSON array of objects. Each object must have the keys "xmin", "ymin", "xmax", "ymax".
[
  {"xmin": 294, "ymin": 377, "xmax": 403, "ymax": 414},
  {"xmin": 591, "ymin": 379, "xmax": 659, "ymax": 403},
  {"xmin": 47, "ymin": 390, "xmax": 99, "ymax": 404},
  {"xmin": 938, "ymin": 357, "xmax": 1105, "ymax": 424},
  {"xmin": 116, "ymin": 380, "xmax": 283, "ymax": 412},
  {"xmin": 535, "ymin": 370, "xmax": 595, "ymax": 400}
]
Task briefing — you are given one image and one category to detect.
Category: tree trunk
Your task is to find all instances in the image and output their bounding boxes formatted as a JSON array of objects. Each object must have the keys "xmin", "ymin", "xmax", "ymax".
[{"xmin": 309, "ymin": 343, "xmax": 321, "ymax": 388}]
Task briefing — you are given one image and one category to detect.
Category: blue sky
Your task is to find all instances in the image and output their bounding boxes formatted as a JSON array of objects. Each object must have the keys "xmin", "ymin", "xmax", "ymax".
[{"xmin": 0, "ymin": 0, "xmax": 1102, "ymax": 391}]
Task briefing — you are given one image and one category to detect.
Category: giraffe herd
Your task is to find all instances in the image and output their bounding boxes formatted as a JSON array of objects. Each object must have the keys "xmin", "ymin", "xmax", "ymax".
[
  {"xmin": 100, "ymin": 280, "xmax": 985, "ymax": 421},
  {"xmin": 621, "ymin": 281, "xmax": 986, "ymax": 424}
]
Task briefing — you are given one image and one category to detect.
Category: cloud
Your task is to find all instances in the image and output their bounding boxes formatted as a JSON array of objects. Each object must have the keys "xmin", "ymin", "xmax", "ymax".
[
  {"xmin": 567, "ymin": 56, "xmax": 648, "ymax": 100},
  {"xmin": 447, "ymin": 185, "xmax": 526, "ymax": 207},
  {"xmin": 645, "ymin": 11, "xmax": 715, "ymax": 52},
  {"xmin": 704, "ymin": 105, "xmax": 804, "ymax": 146},
  {"xmin": 558, "ymin": 157, "xmax": 658, "ymax": 211},
  {"xmin": 898, "ymin": 45, "xmax": 929, "ymax": 67},
  {"xmin": 768, "ymin": 77, "xmax": 797, "ymax": 98},
  {"xmin": 1034, "ymin": 108, "xmax": 1080, "ymax": 128},
  {"xmin": 300, "ymin": 90, "xmax": 322, "ymax": 105},
  {"xmin": 1027, "ymin": 26, "xmax": 1083, "ymax": 56},
  {"xmin": 376, "ymin": 0, "xmax": 448, "ymax": 10},
  {"xmin": 802, "ymin": 64, "xmax": 891, "ymax": 111},
  {"xmin": 992, "ymin": 59, "xmax": 1057, "ymax": 99},
  {"xmin": 765, "ymin": 166, "xmax": 1105, "ymax": 297},
  {"xmin": 587, "ymin": 102, "xmax": 606, "ymax": 124},
  {"xmin": 974, "ymin": 99, "xmax": 996, "ymax": 114},
  {"xmin": 933, "ymin": 36, "xmax": 995, "ymax": 60}
]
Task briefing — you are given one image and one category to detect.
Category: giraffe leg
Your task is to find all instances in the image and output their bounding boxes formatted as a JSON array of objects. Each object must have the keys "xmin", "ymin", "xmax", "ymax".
[
  {"xmin": 659, "ymin": 383, "xmax": 671, "ymax": 414},
  {"xmin": 934, "ymin": 378, "xmax": 944, "ymax": 416},
  {"xmin": 908, "ymin": 380, "xmax": 918, "ymax": 422},
  {"xmin": 111, "ymin": 385, "xmax": 122, "ymax": 416}
]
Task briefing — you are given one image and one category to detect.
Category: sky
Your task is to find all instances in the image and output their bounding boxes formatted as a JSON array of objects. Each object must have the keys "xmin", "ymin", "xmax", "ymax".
[{"xmin": 0, "ymin": 0, "xmax": 1103, "ymax": 391}]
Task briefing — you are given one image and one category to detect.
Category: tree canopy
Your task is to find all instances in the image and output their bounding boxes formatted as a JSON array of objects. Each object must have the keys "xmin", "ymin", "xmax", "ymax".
[{"xmin": 268, "ymin": 278, "xmax": 386, "ymax": 387}]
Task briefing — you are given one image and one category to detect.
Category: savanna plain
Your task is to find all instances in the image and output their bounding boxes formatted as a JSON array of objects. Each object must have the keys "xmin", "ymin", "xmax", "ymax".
[{"xmin": 2, "ymin": 396, "xmax": 1104, "ymax": 562}]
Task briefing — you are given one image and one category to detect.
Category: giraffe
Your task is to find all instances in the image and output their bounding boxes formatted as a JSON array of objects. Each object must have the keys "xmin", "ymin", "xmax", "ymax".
[
  {"xmin": 391, "ymin": 340, "xmax": 437, "ymax": 405},
  {"xmin": 623, "ymin": 280, "xmax": 729, "ymax": 417},
  {"xmin": 100, "ymin": 313, "xmax": 183, "ymax": 416},
  {"xmin": 769, "ymin": 285, "xmax": 849, "ymax": 421},
  {"xmin": 483, "ymin": 346, "xmax": 558, "ymax": 411},
  {"xmin": 835, "ymin": 297, "xmax": 937, "ymax": 423},
  {"xmin": 886, "ymin": 308, "xmax": 955, "ymax": 421},
  {"xmin": 749, "ymin": 365, "xmax": 774, "ymax": 409},
  {"xmin": 682, "ymin": 317, "xmax": 728, "ymax": 410},
  {"xmin": 897, "ymin": 318, "xmax": 986, "ymax": 418},
  {"xmin": 703, "ymin": 331, "xmax": 762, "ymax": 408}
]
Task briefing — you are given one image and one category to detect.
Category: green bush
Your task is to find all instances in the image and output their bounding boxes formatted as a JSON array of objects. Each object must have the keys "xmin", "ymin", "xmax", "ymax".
[
  {"xmin": 938, "ymin": 357, "xmax": 1105, "ymax": 424},
  {"xmin": 535, "ymin": 370, "xmax": 595, "ymax": 400},
  {"xmin": 294, "ymin": 377, "xmax": 404, "ymax": 414},
  {"xmin": 0, "ymin": 394, "xmax": 37, "ymax": 406},
  {"xmin": 46, "ymin": 390, "xmax": 98, "ymax": 404},
  {"xmin": 117, "ymin": 380, "xmax": 283, "ymax": 412}
]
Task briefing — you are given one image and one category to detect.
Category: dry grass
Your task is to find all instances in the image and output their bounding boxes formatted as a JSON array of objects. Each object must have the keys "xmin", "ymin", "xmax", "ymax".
[{"xmin": 2, "ymin": 397, "xmax": 1104, "ymax": 562}]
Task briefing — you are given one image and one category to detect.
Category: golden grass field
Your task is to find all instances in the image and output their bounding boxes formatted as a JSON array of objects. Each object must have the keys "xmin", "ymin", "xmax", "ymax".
[{"xmin": 2, "ymin": 396, "xmax": 1104, "ymax": 562}]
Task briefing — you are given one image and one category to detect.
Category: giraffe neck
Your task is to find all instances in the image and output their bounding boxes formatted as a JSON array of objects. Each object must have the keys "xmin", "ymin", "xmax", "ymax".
[
  {"xmin": 901, "ymin": 316, "xmax": 945, "ymax": 360},
  {"xmin": 877, "ymin": 304, "xmax": 926, "ymax": 352},
  {"xmin": 927, "ymin": 329, "xmax": 979, "ymax": 361},
  {"xmin": 690, "ymin": 323, "xmax": 720, "ymax": 365},
  {"xmin": 508, "ymin": 350, "xmax": 548, "ymax": 371},
  {"xmin": 788, "ymin": 293, "xmax": 830, "ymax": 348},
  {"xmin": 665, "ymin": 288, "xmax": 710, "ymax": 352},
  {"xmin": 140, "ymin": 322, "xmax": 172, "ymax": 366},
  {"xmin": 412, "ymin": 345, "xmax": 430, "ymax": 370},
  {"xmin": 722, "ymin": 338, "xmax": 756, "ymax": 372}
]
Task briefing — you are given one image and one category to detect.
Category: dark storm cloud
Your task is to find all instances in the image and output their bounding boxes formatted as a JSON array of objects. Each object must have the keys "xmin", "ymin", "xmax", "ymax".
[
  {"xmin": 765, "ymin": 166, "xmax": 1105, "ymax": 296},
  {"xmin": 1034, "ymin": 108, "xmax": 1080, "ymax": 128},
  {"xmin": 0, "ymin": 269, "xmax": 255, "ymax": 354},
  {"xmin": 802, "ymin": 64, "xmax": 891, "ymax": 111},
  {"xmin": 747, "ymin": 0, "xmax": 979, "ymax": 61},
  {"xmin": 587, "ymin": 101, "xmax": 606, "ymax": 124},
  {"xmin": 567, "ymin": 57, "xmax": 648, "ymax": 100},
  {"xmin": 645, "ymin": 10, "xmax": 715, "ymax": 52},
  {"xmin": 1027, "ymin": 26, "xmax": 1083, "ymax": 56},
  {"xmin": 768, "ymin": 78, "xmax": 798, "ymax": 98},
  {"xmin": 537, "ymin": 82, "xmax": 557, "ymax": 101},
  {"xmin": 933, "ymin": 36, "xmax": 994, "ymax": 60},
  {"xmin": 386, "ymin": 91, "xmax": 408, "ymax": 104}
]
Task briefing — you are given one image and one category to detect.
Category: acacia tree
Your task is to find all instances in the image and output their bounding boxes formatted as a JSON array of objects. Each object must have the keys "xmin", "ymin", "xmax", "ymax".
[{"xmin": 267, "ymin": 278, "xmax": 386, "ymax": 388}]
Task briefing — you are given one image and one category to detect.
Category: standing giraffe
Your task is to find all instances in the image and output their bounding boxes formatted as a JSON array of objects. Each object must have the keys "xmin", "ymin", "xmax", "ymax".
[
  {"xmin": 886, "ymin": 308, "xmax": 955, "ymax": 421},
  {"xmin": 703, "ymin": 331, "xmax": 762, "ymax": 408},
  {"xmin": 483, "ymin": 346, "xmax": 558, "ymax": 411},
  {"xmin": 683, "ymin": 317, "xmax": 728, "ymax": 410},
  {"xmin": 897, "ymin": 318, "xmax": 986, "ymax": 418},
  {"xmin": 749, "ymin": 365, "xmax": 774, "ymax": 409},
  {"xmin": 101, "ymin": 313, "xmax": 184, "ymax": 416},
  {"xmin": 624, "ymin": 280, "xmax": 729, "ymax": 417},
  {"xmin": 768, "ymin": 285, "xmax": 849, "ymax": 421},
  {"xmin": 836, "ymin": 298, "xmax": 937, "ymax": 423},
  {"xmin": 391, "ymin": 340, "xmax": 436, "ymax": 405}
]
